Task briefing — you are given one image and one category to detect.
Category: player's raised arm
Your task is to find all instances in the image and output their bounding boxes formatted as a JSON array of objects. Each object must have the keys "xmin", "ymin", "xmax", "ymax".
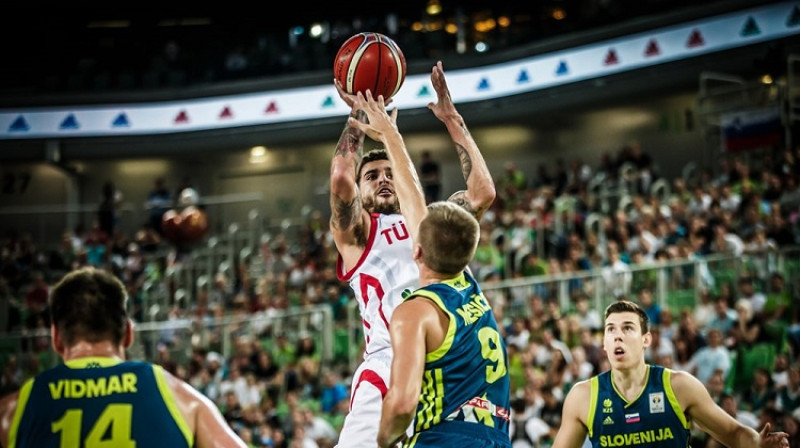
[
  {"xmin": 428, "ymin": 61, "xmax": 496, "ymax": 220},
  {"xmin": 329, "ymin": 79, "xmax": 369, "ymax": 247},
  {"xmin": 349, "ymin": 91, "xmax": 427, "ymax": 242}
]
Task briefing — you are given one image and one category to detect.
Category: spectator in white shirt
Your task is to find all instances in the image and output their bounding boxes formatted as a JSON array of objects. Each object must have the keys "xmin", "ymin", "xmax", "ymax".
[{"xmin": 685, "ymin": 328, "xmax": 732, "ymax": 385}]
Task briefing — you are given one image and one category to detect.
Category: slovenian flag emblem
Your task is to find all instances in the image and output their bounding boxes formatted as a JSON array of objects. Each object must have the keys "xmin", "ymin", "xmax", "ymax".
[{"xmin": 625, "ymin": 413, "xmax": 640, "ymax": 423}]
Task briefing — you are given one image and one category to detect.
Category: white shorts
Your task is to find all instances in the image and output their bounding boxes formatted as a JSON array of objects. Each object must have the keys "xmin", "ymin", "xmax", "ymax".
[{"xmin": 336, "ymin": 351, "xmax": 394, "ymax": 447}]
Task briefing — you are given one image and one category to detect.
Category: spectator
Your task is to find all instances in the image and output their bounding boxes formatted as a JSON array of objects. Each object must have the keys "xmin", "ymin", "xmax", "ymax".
[
  {"xmin": 738, "ymin": 276, "xmax": 767, "ymax": 320},
  {"xmin": 685, "ymin": 328, "xmax": 731, "ymax": 385},
  {"xmin": 22, "ymin": 270, "xmax": 49, "ymax": 328},
  {"xmin": 741, "ymin": 367, "xmax": 778, "ymax": 414},
  {"xmin": 706, "ymin": 295, "xmax": 738, "ymax": 342},
  {"xmin": 573, "ymin": 294, "xmax": 602, "ymax": 332},
  {"xmin": 776, "ymin": 364, "xmax": 800, "ymax": 412},
  {"xmin": 718, "ymin": 392, "xmax": 759, "ymax": 430},
  {"xmin": 729, "ymin": 298, "xmax": 768, "ymax": 348},
  {"xmin": 146, "ymin": 177, "xmax": 173, "ymax": 236},
  {"xmin": 319, "ymin": 368, "xmax": 348, "ymax": 414},
  {"xmin": 644, "ymin": 326, "xmax": 675, "ymax": 365},
  {"xmin": 636, "ymin": 287, "xmax": 661, "ymax": 327},
  {"xmin": 97, "ymin": 180, "xmax": 122, "ymax": 238}
]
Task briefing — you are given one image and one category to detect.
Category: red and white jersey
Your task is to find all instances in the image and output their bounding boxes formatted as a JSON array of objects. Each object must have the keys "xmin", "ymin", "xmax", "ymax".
[{"xmin": 337, "ymin": 212, "xmax": 419, "ymax": 357}]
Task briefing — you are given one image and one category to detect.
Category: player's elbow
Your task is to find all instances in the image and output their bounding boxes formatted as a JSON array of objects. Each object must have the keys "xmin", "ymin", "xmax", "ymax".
[{"xmin": 480, "ymin": 184, "xmax": 497, "ymax": 208}]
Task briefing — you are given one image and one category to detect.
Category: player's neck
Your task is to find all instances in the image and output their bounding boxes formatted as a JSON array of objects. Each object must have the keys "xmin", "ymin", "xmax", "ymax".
[
  {"xmin": 61, "ymin": 341, "xmax": 126, "ymax": 362},
  {"xmin": 418, "ymin": 264, "xmax": 459, "ymax": 286},
  {"xmin": 611, "ymin": 362, "xmax": 648, "ymax": 399}
]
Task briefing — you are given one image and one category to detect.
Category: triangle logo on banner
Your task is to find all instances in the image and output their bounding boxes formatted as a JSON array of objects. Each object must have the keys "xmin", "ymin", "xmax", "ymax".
[
  {"xmin": 604, "ymin": 49, "xmax": 619, "ymax": 65},
  {"xmin": 556, "ymin": 60, "xmax": 569, "ymax": 76},
  {"xmin": 417, "ymin": 85, "xmax": 432, "ymax": 97},
  {"xmin": 645, "ymin": 39, "xmax": 660, "ymax": 57},
  {"xmin": 517, "ymin": 69, "xmax": 530, "ymax": 83},
  {"xmin": 112, "ymin": 113, "xmax": 130, "ymax": 127},
  {"xmin": 219, "ymin": 106, "xmax": 233, "ymax": 119},
  {"xmin": 321, "ymin": 96, "xmax": 335, "ymax": 108},
  {"xmin": 265, "ymin": 102, "xmax": 279, "ymax": 113},
  {"xmin": 60, "ymin": 114, "xmax": 79, "ymax": 130},
  {"xmin": 9, "ymin": 115, "xmax": 29, "ymax": 132},
  {"xmin": 477, "ymin": 78, "xmax": 491, "ymax": 90},
  {"xmin": 741, "ymin": 17, "xmax": 761, "ymax": 36},
  {"xmin": 787, "ymin": 5, "xmax": 800, "ymax": 27},
  {"xmin": 687, "ymin": 29, "xmax": 705, "ymax": 48},
  {"xmin": 174, "ymin": 110, "xmax": 190, "ymax": 124}
]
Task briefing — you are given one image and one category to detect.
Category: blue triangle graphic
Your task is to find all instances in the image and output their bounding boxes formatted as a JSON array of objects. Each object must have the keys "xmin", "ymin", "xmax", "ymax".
[
  {"xmin": 741, "ymin": 17, "xmax": 761, "ymax": 36},
  {"xmin": 517, "ymin": 70, "xmax": 530, "ymax": 83},
  {"xmin": 112, "ymin": 113, "xmax": 130, "ymax": 127},
  {"xmin": 556, "ymin": 61, "xmax": 569, "ymax": 76},
  {"xmin": 418, "ymin": 85, "xmax": 432, "ymax": 97},
  {"xmin": 788, "ymin": 6, "xmax": 800, "ymax": 27},
  {"xmin": 477, "ymin": 78, "xmax": 490, "ymax": 90},
  {"xmin": 60, "ymin": 114, "xmax": 79, "ymax": 130},
  {"xmin": 9, "ymin": 115, "xmax": 29, "ymax": 132},
  {"xmin": 322, "ymin": 96, "xmax": 335, "ymax": 108}
]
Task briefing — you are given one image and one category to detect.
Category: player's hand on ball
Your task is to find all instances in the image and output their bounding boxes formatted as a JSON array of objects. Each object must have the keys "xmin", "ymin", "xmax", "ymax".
[{"xmin": 348, "ymin": 91, "xmax": 398, "ymax": 142}]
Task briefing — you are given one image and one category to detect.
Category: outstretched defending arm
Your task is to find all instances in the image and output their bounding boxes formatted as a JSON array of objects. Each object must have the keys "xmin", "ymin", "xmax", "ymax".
[
  {"xmin": 428, "ymin": 61, "xmax": 496, "ymax": 220},
  {"xmin": 671, "ymin": 370, "xmax": 789, "ymax": 448}
]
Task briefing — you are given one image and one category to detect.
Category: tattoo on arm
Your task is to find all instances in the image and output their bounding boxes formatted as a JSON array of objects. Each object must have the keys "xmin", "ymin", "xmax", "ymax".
[
  {"xmin": 456, "ymin": 144, "xmax": 473, "ymax": 181},
  {"xmin": 334, "ymin": 110, "xmax": 367, "ymax": 158},
  {"xmin": 448, "ymin": 191, "xmax": 478, "ymax": 217},
  {"xmin": 333, "ymin": 196, "xmax": 360, "ymax": 231}
]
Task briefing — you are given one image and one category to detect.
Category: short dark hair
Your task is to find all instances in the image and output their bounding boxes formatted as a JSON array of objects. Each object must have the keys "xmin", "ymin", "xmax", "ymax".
[
  {"xmin": 356, "ymin": 149, "xmax": 388, "ymax": 185},
  {"xmin": 50, "ymin": 267, "xmax": 128, "ymax": 347},
  {"xmin": 604, "ymin": 300, "xmax": 650, "ymax": 334}
]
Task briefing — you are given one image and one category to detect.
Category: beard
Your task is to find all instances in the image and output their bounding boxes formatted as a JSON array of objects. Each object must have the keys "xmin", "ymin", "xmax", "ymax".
[{"xmin": 364, "ymin": 196, "xmax": 400, "ymax": 215}]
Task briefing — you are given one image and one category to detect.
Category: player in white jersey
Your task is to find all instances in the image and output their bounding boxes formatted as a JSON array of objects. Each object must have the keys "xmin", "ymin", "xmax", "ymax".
[{"xmin": 329, "ymin": 61, "xmax": 496, "ymax": 447}]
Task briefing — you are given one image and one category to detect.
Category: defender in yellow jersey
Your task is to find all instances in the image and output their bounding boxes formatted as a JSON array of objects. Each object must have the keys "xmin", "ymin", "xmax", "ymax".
[
  {"xmin": 347, "ymin": 91, "xmax": 510, "ymax": 447},
  {"xmin": 552, "ymin": 300, "xmax": 789, "ymax": 448},
  {"xmin": 0, "ymin": 267, "xmax": 246, "ymax": 448}
]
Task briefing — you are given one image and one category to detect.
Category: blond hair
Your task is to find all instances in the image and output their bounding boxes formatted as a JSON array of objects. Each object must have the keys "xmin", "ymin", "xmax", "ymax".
[{"xmin": 418, "ymin": 201, "xmax": 479, "ymax": 275}]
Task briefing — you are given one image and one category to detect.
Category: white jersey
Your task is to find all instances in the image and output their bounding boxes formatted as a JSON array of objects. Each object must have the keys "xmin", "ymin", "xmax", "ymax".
[{"xmin": 337, "ymin": 212, "xmax": 419, "ymax": 357}]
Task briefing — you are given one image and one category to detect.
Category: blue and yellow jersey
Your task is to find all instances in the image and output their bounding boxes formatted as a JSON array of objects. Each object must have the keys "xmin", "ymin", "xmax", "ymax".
[
  {"xmin": 8, "ymin": 357, "xmax": 193, "ymax": 448},
  {"xmin": 404, "ymin": 271, "xmax": 511, "ymax": 447},
  {"xmin": 587, "ymin": 365, "xmax": 691, "ymax": 448}
]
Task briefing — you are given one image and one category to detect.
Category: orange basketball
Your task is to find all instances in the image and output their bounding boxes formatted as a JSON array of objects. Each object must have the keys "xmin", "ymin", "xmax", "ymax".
[
  {"xmin": 334, "ymin": 32, "xmax": 407, "ymax": 100},
  {"xmin": 179, "ymin": 206, "xmax": 208, "ymax": 243}
]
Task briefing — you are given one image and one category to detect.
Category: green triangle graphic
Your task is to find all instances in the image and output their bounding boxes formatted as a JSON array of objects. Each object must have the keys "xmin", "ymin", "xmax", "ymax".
[
  {"xmin": 321, "ymin": 96, "xmax": 335, "ymax": 108},
  {"xmin": 787, "ymin": 6, "xmax": 800, "ymax": 27},
  {"xmin": 417, "ymin": 85, "xmax": 432, "ymax": 97},
  {"xmin": 741, "ymin": 17, "xmax": 761, "ymax": 36}
]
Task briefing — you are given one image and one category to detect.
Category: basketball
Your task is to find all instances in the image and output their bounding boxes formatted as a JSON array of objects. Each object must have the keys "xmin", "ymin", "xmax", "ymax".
[
  {"xmin": 179, "ymin": 206, "xmax": 209, "ymax": 243},
  {"xmin": 334, "ymin": 32, "xmax": 407, "ymax": 100}
]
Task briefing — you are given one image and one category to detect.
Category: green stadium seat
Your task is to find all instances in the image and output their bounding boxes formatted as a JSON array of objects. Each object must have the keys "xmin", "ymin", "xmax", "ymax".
[
  {"xmin": 666, "ymin": 290, "xmax": 695, "ymax": 316},
  {"xmin": 734, "ymin": 343, "xmax": 775, "ymax": 391}
]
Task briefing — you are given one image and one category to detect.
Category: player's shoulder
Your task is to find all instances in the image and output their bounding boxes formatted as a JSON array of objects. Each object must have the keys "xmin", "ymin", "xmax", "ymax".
[
  {"xmin": 661, "ymin": 367, "xmax": 706, "ymax": 399},
  {"xmin": 564, "ymin": 377, "xmax": 593, "ymax": 400}
]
